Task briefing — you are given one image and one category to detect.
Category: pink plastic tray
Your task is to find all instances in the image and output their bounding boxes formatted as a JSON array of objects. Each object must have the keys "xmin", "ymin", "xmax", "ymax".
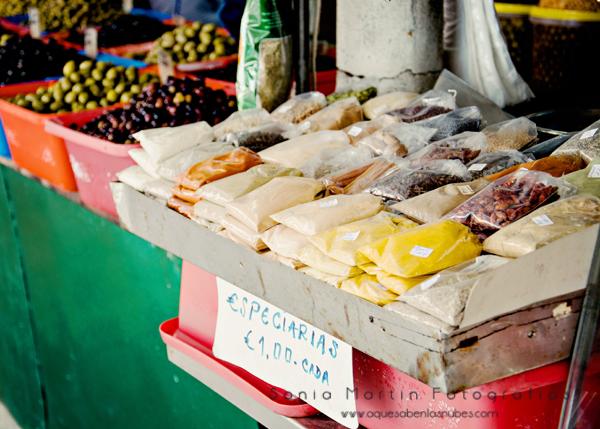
[{"xmin": 159, "ymin": 317, "xmax": 319, "ymax": 418}]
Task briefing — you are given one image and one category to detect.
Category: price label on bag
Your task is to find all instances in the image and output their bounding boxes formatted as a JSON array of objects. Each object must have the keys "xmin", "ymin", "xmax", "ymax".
[
  {"xmin": 532, "ymin": 214, "xmax": 554, "ymax": 226},
  {"xmin": 28, "ymin": 7, "xmax": 41, "ymax": 39},
  {"xmin": 410, "ymin": 245, "xmax": 433, "ymax": 258},
  {"xmin": 580, "ymin": 128, "xmax": 598, "ymax": 140},
  {"xmin": 122, "ymin": 0, "xmax": 133, "ymax": 13},
  {"xmin": 84, "ymin": 27, "xmax": 98, "ymax": 59},
  {"xmin": 468, "ymin": 163, "xmax": 487, "ymax": 172},
  {"xmin": 157, "ymin": 48, "xmax": 175, "ymax": 83},
  {"xmin": 588, "ymin": 164, "xmax": 600, "ymax": 179},
  {"xmin": 213, "ymin": 278, "xmax": 358, "ymax": 429},
  {"xmin": 457, "ymin": 184, "xmax": 475, "ymax": 195}
]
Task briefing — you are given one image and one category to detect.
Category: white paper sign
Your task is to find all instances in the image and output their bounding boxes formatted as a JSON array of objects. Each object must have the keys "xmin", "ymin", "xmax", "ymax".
[
  {"xmin": 348, "ymin": 126, "xmax": 362, "ymax": 137},
  {"xmin": 28, "ymin": 7, "xmax": 41, "ymax": 39},
  {"xmin": 213, "ymin": 278, "xmax": 358, "ymax": 428},
  {"xmin": 157, "ymin": 48, "xmax": 175, "ymax": 84},
  {"xmin": 410, "ymin": 245, "xmax": 433, "ymax": 258},
  {"xmin": 457, "ymin": 184, "xmax": 474, "ymax": 195},
  {"xmin": 588, "ymin": 165, "xmax": 600, "ymax": 179},
  {"xmin": 580, "ymin": 128, "xmax": 598, "ymax": 140},
  {"xmin": 341, "ymin": 231, "xmax": 360, "ymax": 241},
  {"xmin": 84, "ymin": 27, "xmax": 98, "ymax": 59},
  {"xmin": 532, "ymin": 214, "xmax": 553, "ymax": 226},
  {"xmin": 468, "ymin": 163, "xmax": 487, "ymax": 172}
]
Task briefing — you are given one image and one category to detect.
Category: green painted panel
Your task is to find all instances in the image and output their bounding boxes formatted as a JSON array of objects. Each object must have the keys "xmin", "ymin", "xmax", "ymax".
[
  {"xmin": 0, "ymin": 166, "xmax": 45, "ymax": 429},
  {"xmin": 3, "ymin": 166, "xmax": 256, "ymax": 429}
]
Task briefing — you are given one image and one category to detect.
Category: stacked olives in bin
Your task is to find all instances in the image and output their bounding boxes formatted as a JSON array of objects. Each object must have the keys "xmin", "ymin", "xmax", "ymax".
[
  {"xmin": 10, "ymin": 60, "xmax": 159, "ymax": 113},
  {"xmin": 79, "ymin": 77, "xmax": 237, "ymax": 144},
  {"xmin": 145, "ymin": 21, "xmax": 237, "ymax": 64}
]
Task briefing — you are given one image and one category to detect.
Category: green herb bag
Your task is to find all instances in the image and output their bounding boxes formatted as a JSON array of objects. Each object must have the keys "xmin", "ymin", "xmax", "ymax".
[{"xmin": 236, "ymin": 0, "xmax": 292, "ymax": 112}]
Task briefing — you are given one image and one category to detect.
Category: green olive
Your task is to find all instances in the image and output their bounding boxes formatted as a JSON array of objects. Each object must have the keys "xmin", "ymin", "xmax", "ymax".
[
  {"xmin": 101, "ymin": 78, "xmax": 114, "ymax": 89},
  {"xmin": 77, "ymin": 92, "xmax": 89, "ymax": 104},
  {"xmin": 105, "ymin": 67, "xmax": 118, "ymax": 80},
  {"xmin": 85, "ymin": 101, "xmax": 99, "ymax": 110},
  {"xmin": 106, "ymin": 90, "xmax": 118, "ymax": 103},
  {"xmin": 71, "ymin": 83, "xmax": 84, "ymax": 94},
  {"xmin": 120, "ymin": 92, "xmax": 132, "ymax": 103},
  {"xmin": 91, "ymin": 69, "xmax": 103, "ymax": 81},
  {"xmin": 64, "ymin": 92, "xmax": 76, "ymax": 104},
  {"xmin": 200, "ymin": 32, "xmax": 212, "ymax": 45},
  {"xmin": 114, "ymin": 82, "xmax": 126, "ymax": 95},
  {"xmin": 40, "ymin": 94, "xmax": 52, "ymax": 104},
  {"xmin": 69, "ymin": 72, "xmax": 81, "ymax": 83},
  {"xmin": 99, "ymin": 98, "xmax": 109, "ymax": 107},
  {"xmin": 62, "ymin": 60, "xmax": 76, "ymax": 76}
]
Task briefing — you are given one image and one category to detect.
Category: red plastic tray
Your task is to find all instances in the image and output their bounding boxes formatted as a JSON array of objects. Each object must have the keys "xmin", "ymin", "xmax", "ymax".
[{"xmin": 159, "ymin": 317, "xmax": 319, "ymax": 418}]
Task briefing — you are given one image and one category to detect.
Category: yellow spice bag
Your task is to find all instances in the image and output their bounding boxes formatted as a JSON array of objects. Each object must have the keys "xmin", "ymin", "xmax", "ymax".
[
  {"xmin": 357, "ymin": 220, "xmax": 482, "ymax": 278},
  {"xmin": 339, "ymin": 274, "xmax": 398, "ymax": 305},
  {"xmin": 309, "ymin": 212, "xmax": 417, "ymax": 266},
  {"xmin": 375, "ymin": 272, "xmax": 430, "ymax": 295}
]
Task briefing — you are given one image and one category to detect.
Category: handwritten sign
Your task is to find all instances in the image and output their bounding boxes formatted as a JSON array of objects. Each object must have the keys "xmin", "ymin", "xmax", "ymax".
[
  {"xmin": 213, "ymin": 278, "xmax": 358, "ymax": 429},
  {"xmin": 28, "ymin": 7, "xmax": 41, "ymax": 39},
  {"xmin": 157, "ymin": 48, "xmax": 175, "ymax": 83},
  {"xmin": 84, "ymin": 27, "xmax": 98, "ymax": 59}
]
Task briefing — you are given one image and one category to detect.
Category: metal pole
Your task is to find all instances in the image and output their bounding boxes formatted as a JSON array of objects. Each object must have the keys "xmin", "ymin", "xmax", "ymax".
[
  {"xmin": 293, "ymin": 0, "xmax": 311, "ymax": 93},
  {"xmin": 558, "ymin": 234, "xmax": 600, "ymax": 429}
]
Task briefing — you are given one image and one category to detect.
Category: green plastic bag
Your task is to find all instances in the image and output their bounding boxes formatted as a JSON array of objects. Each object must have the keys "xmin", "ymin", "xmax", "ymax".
[{"xmin": 236, "ymin": 0, "xmax": 292, "ymax": 112}]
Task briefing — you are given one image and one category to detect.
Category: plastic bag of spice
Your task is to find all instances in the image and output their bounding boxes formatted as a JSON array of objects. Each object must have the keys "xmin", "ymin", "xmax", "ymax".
[
  {"xmin": 397, "ymin": 255, "xmax": 511, "ymax": 326},
  {"xmin": 178, "ymin": 147, "xmax": 263, "ymax": 192},
  {"xmin": 366, "ymin": 160, "xmax": 471, "ymax": 202},
  {"xmin": 303, "ymin": 97, "xmax": 364, "ymax": 132},
  {"xmin": 271, "ymin": 92, "xmax": 327, "ymax": 124},
  {"xmin": 357, "ymin": 220, "xmax": 482, "ymax": 278},
  {"xmin": 339, "ymin": 274, "xmax": 398, "ymax": 306},
  {"xmin": 258, "ymin": 130, "xmax": 350, "ymax": 169},
  {"xmin": 270, "ymin": 194, "xmax": 383, "ymax": 236},
  {"xmin": 483, "ymin": 195, "xmax": 600, "ymax": 258},
  {"xmin": 213, "ymin": 108, "xmax": 273, "ymax": 139},
  {"xmin": 193, "ymin": 200, "xmax": 228, "ymax": 225},
  {"xmin": 157, "ymin": 143, "xmax": 235, "ymax": 182},
  {"xmin": 343, "ymin": 159, "xmax": 398, "ymax": 194},
  {"xmin": 299, "ymin": 245, "xmax": 364, "ymax": 277},
  {"xmin": 226, "ymin": 176, "xmax": 324, "ymax": 233},
  {"xmin": 417, "ymin": 106, "xmax": 484, "ymax": 141},
  {"xmin": 197, "ymin": 164, "xmax": 301, "ymax": 205},
  {"xmin": 482, "ymin": 117, "xmax": 538, "ymax": 151},
  {"xmin": 485, "ymin": 153, "xmax": 587, "ymax": 181},
  {"xmin": 375, "ymin": 271, "xmax": 429, "ymax": 296},
  {"xmin": 410, "ymin": 131, "xmax": 487, "ymax": 164},
  {"xmin": 390, "ymin": 178, "xmax": 490, "ymax": 224},
  {"xmin": 357, "ymin": 122, "xmax": 437, "ymax": 157},
  {"xmin": 261, "ymin": 224, "xmax": 310, "ymax": 261},
  {"xmin": 167, "ymin": 196, "xmax": 195, "ymax": 219},
  {"xmin": 384, "ymin": 91, "xmax": 456, "ymax": 123},
  {"xmin": 117, "ymin": 166, "xmax": 156, "ymax": 193},
  {"xmin": 237, "ymin": 0, "xmax": 292, "ymax": 111},
  {"xmin": 447, "ymin": 169, "xmax": 575, "ymax": 239},
  {"xmin": 300, "ymin": 145, "xmax": 375, "ymax": 179},
  {"xmin": 299, "ymin": 267, "xmax": 347, "ymax": 286},
  {"xmin": 221, "ymin": 215, "xmax": 268, "ymax": 251},
  {"xmin": 343, "ymin": 116, "xmax": 397, "ymax": 145},
  {"xmin": 564, "ymin": 158, "xmax": 600, "ymax": 198},
  {"xmin": 308, "ymin": 212, "xmax": 417, "ymax": 266},
  {"xmin": 552, "ymin": 119, "xmax": 600, "ymax": 163},
  {"xmin": 465, "ymin": 150, "xmax": 532, "ymax": 180},
  {"xmin": 219, "ymin": 122, "xmax": 301, "ymax": 154},
  {"xmin": 363, "ymin": 91, "xmax": 419, "ymax": 119}
]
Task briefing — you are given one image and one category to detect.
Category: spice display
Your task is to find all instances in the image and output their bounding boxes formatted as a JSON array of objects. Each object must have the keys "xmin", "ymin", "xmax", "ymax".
[
  {"xmin": 390, "ymin": 178, "xmax": 490, "ymax": 224},
  {"xmin": 0, "ymin": 35, "xmax": 85, "ymax": 85},
  {"xmin": 298, "ymin": 245, "xmax": 363, "ymax": 277},
  {"xmin": 213, "ymin": 108, "xmax": 272, "ymax": 140},
  {"xmin": 271, "ymin": 92, "xmax": 327, "ymax": 124},
  {"xmin": 343, "ymin": 116, "xmax": 396, "ymax": 145},
  {"xmin": 417, "ymin": 106, "xmax": 484, "ymax": 141},
  {"xmin": 357, "ymin": 122, "xmax": 437, "ymax": 157},
  {"xmin": 156, "ymin": 143, "xmax": 234, "ymax": 182},
  {"xmin": 196, "ymin": 164, "xmax": 301, "ymax": 205},
  {"xmin": 485, "ymin": 154, "xmax": 587, "ymax": 181},
  {"xmin": 482, "ymin": 117, "xmax": 538, "ymax": 151},
  {"xmin": 362, "ymin": 90, "xmax": 418, "ymax": 119},
  {"xmin": 237, "ymin": 0, "xmax": 291, "ymax": 111},
  {"xmin": 466, "ymin": 150, "xmax": 532, "ymax": 179},
  {"xmin": 177, "ymin": 147, "xmax": 262, "ymax": 195},
  {"xmin": 553, "ymin": 119, "xmax": 600, "ymax": 163},
  {"xmin": 303, "ymin": 97, "xmax": 364, "ymax": 132},
  {"xmin": 397, "ymin": 255, "xmax": 511, "ymax": 326},
  {"xmin": 146, "ymin": 21, "xmax": 236, "ymax": 65},
  {"xmin": 134, "ymin": 122, "xmax": 213, "ymax": 164},
  {"xmin": 326, "ymin": 87, "xmax": 377, "ymax": 104},
  {"xmin": 447, "ymin": 169, "xmax": 570, "ymax": 238},
  {"xmin": 384, "ymin": 89, "xmax": 457, "ymax": 123},
  {"xmin": 66, "ymin": 14, "xmax": 174, "ymax": 48},
  {"xmin": 357, "ymin": 220, "xmax": 482, "ymax": 278},
  {"xmin": 258, "ymin": 130, "xmax": 350, "ymax": 169},
  {"xmin": 323, "ymin": 158, "xmax": 396, "ymax": 195},
  {"xmin": 79, "ymin": 77, "xmax": 236, "ymax": 144},
  {"xmin": 226, "ymin": 176, "xmax": 324, "ymax": 232},
  {"xmin": 300, "ymin": 145, "xmax": 375, "ymax": 179},
  {"xmin": 219, "ymin": 122, "xmax": 300, "ymax": 153},
  {"xmin": 367, "ymin": 160, "xmax": 471, "ymax": 202},
  {"xmin": 483, "ymin": 195, "xmax": 600, "ymax": 258},
  {"xmin": 39, "ymin": 0, "xmax": 122, "ymax": 32},
  {"xmin": 411, "ymin": 132, "xmax": 487, "ymax": 164},
  {"xmin": 271, "ymin": 194, "xmax": 382, "ymax": 236},
  {"xmin": 309, "ymin": 212, "xmax": 416, "ymax": 266},
  {"xmin": 10, "ymin": 59, "xmax": 158, "ymax": 114},
  {"xmin": 261, "ymin": 224, "xmax": 310, "ymax": 261},
  {"xmin": 339, "ymin": 274, "xmax": 398, "ymax": 306},
  {"xmin": 564, "ymin": 158, "xmax": 600, "ymax": 198}
]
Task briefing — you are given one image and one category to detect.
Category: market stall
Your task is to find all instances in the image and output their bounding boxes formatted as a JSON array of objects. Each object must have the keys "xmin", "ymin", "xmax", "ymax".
[{"xmin": 1, "ymin": 1, "xmax": 599, "ymax": 429}]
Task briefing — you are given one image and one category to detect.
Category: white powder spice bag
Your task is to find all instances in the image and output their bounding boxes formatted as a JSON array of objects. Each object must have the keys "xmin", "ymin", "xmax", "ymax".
[
  {"xmin": 261, "ymin": 224, "xmax": 310, "ymax": 260},
  {"xmin": 271, "ymin": 194, "xmax": 383, "ymax": 236},
  {"xmin": 193, "ymin": 200, "xmax": 228, "ymax": 225},
  {"xmin": 258, "ymin": 130, "xmax": 350, "ymax": 169},
  {"xmin": 226, "ymin": 176, "xmax": 324, "ymax": 233},
  {"xmin": 116, "ymin": 166, "xmax": 156, "ymax": 193},
  {"xmin": 298, "ymin": 245, "xmax": 364, "ymax": 277}
]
